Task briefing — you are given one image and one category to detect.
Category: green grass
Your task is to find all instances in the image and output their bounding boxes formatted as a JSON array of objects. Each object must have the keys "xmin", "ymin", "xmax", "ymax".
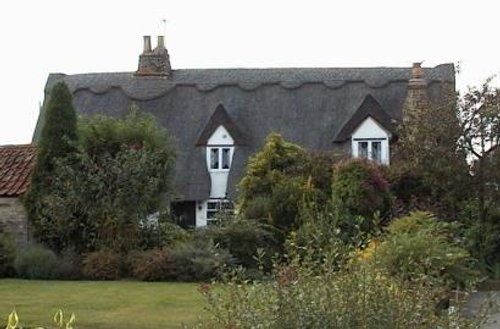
[{"xmin": 0, "ymin": 279, "xmax": 206, "ymax": 329}]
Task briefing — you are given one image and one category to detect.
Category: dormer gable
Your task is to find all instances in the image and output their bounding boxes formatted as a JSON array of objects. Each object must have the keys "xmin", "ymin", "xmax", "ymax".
[
  {"xmin": 334, "ymin": 94, "xmax": 396, "ymax": 142},
  {"xmin": 207, "ymin": 125, "xmax": 234, "ymax": 145},
  {"xmin": 196, "ymin": 104, "xmax": 246, "ymax": 146}
]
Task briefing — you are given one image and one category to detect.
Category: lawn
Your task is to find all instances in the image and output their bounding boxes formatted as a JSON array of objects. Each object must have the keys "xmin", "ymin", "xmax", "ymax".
[{"xmin": 0, "ymin": 279, "xmax": 206, "ymax": 329}]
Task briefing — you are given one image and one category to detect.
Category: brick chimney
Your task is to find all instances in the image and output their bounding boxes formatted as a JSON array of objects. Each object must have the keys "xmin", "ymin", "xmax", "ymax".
[
  {"xmin": 402, "ymin": 62, "xmax": 429, "ymax": 123},
  {"xmin": 135, "ymin": 35, "xmax": 171, "ymax": 77}
]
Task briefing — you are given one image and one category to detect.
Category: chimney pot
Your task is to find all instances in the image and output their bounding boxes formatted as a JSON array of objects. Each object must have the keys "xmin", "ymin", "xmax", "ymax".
[
  {"xmin": 157, "ymin": 35, "xmax": 165, "ymax": 49},
  {"xmin": 412, "ymin": 62, "xmax": 423, "ymax": 80},
  {"xmin": 143, "ymin": 36, "xmax": 152, "ymax": 54}
]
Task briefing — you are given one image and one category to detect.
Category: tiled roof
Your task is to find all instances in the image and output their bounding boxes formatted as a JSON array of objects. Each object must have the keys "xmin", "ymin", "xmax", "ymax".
[{"xmin": 0, "ymin": 144, "xmax": 37, "ymax": 197}]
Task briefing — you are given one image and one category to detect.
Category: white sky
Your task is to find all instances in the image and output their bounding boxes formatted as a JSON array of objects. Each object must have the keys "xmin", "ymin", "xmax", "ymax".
[{"xmin": 1, "ymin": 0, "xmax": 499, "ymax": 144}]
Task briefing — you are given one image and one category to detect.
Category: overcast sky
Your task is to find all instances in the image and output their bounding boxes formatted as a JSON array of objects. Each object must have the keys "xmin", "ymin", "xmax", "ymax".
[{"xmin": 1, "ymin": 0, "xmax": 499, "ymax": 144}]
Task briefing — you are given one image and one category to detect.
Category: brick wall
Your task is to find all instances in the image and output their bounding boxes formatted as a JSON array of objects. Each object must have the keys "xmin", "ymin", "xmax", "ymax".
[{"xmin": 0, "ymin": 197, "xmax": 29, "ymax": 246}]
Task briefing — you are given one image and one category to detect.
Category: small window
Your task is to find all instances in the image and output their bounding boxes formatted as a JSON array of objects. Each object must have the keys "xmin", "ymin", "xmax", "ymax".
[
  {"xmin": 354, "ymin": 139, "xmax": 386, "ymax": 164},
  {"xmin": 206, "ymin": 200, "xmax": 234, "ymax": 225},
  {"xmin": 208, "ymin": 146, "xmax": 233, "ymax": 171},
  {"xmin": 210, "ymin": 148, "xmax": 219, "ymax": 169}
]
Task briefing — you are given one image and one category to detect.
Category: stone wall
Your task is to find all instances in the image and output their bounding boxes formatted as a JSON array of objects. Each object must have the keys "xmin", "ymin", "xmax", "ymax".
[{"xmin": 0, "ymin": 197, "xmax": 29, "ymax": 246}]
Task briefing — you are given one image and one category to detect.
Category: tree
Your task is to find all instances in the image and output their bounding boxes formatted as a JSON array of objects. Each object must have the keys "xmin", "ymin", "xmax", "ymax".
[
  {"xmin": 332, "ymin": 158, "xmax": 392, "ymax": 220},
  {"xmin": 238, "ymin": 133, "xmax": 337, "ymax": 231},
  {"xmin": 46, "ymin": 107, "xmax": 176, "ymax": 253},
  {"xmin": 458, "ymin": 78, "xmax": 500, "ymax": 222},
  {"xmin": 458, "ymin": 79, "xmax": 500, "ymax": 267},
  {"xmin": 238, "ymin": 133, "xmax": 306, "ymax": 230},
  {"xmin": 391, "ymin": 82, "xmax": 469, "ymax": 217},
  {"xmin": 23, "ymin": 81, "xmax": 78, "ymax": 249}
]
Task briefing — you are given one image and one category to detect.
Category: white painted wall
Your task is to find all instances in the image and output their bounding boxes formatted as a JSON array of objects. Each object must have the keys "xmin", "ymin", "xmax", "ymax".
[
  {"xmin": 352, "ymin": 117, "xmax": 390, "ymax": 139},
  {"xmin": 207, "ymin": 125, "xmax": 234, "ymax": 145},
  {"xmin": 351, "ymin": 116, "xmax": 391, "ymax": 165},
  {"xmin": 196, "ymin": 201, "xmax": 207, "ymax": 227},
  {"xmin": 209, "ymin": 172, "xmax": 230, "ymax": 198}
]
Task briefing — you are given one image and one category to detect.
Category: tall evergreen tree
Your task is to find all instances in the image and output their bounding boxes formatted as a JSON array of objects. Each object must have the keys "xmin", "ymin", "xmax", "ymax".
[{"xmin": 23, "ymin": 81, "xmax": 78, "ymax": 249}]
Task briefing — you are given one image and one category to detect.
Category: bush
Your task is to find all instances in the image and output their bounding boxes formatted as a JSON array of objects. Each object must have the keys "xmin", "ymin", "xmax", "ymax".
[
  {"xmin": 54, "ymin": 248, "xmax": 83, "ymax": 280},
  {"xmin": 128, "ymin": 248, "xmax": 176, "ymax": 281},
  {"xmin": 0, "ymin": 226, "xmax": 16, "ymax": 277},
  {"xmin": 13, "ymin": 245, "xmax": 60, "ymax": 279},
  {"xmin": 332, "ymin": 158, "xmax": 392, "ymax": 219},
  {"xmin": 293, "ymin": 204, "xmax": 378, "ymax": 268},
  {"xmin": 208, "ymin": 220, "xmax": 280, "ymax": 270},
  {"xmin": 459, "ymin": 199, "xmax": 500, "ymax": 276},
  {"xmin": 373, "ymin": 211, "xmax": 478, "ymax": 288},
  {"xmin": 195, "ymin": 255, "xmax": 485, "ymax": 329},
  {"xmin": 238, "ymin": 133, "xmax": 307, "ymax": 231},
  {"xmin": 82, "ymin": 250, "xmax": 123, "ymax": 280},
  {"xmin": 172, "ymin": 238, "xmax": 233, "ymax": 281},
  {"xmin": 138, "ymin": 216, "xmax": 189, "ymax": 250}
]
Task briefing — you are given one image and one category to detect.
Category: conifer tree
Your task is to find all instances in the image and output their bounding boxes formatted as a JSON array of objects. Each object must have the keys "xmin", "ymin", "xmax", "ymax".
[{"xmin": 23, "ymin": 81, "xmax": 78, "ymax": 249}]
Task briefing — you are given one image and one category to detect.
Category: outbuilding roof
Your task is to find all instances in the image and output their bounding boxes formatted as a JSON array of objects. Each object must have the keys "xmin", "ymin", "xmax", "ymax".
[{"xmin": 0, "ymin": 144, "xmax": 37, "ymax": 197}]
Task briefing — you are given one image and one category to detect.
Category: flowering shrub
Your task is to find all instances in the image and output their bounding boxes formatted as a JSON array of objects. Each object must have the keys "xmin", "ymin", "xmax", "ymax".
[{"xmin": 332, "ymin": 158, "xmax": 392, "ymax": 219}]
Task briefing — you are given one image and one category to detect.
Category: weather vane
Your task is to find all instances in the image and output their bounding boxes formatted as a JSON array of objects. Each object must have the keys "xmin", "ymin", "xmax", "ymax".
[{"xmin": 161, "ymin": 18, "xmax": 166, "ymax": 36}]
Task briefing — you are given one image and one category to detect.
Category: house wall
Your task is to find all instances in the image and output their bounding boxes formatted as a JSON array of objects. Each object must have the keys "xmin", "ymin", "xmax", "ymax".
[
  {"xmin": 0, "ymin": 197, "xmax": 29, "ymax": 246},
  {"xmin": 196, "ymin": 201, "xmax": 207, "ymax": 227}
]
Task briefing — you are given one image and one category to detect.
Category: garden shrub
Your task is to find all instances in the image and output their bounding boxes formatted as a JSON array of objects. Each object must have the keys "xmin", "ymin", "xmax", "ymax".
[
  {"xmin": 0, "ymin": 226, "xmax": 16, "ymax": 277},
  {"xmin": 14, "ymin": 245, "xmax": 60, "ymax": 279},
  {"xmin": 138, "ymin": 216, "xmax": 189, "ymax": 250},
  {"xmin": 373, "ymin": 211, "xmax": 478, "ymax": 288},
  {"xmin": 129, "ymin": 248, "xmax": 176, "ymax": 281},
  {"xmin": 53, "ymin": 248, "xmax": 83, "ymax": 280},
  {"xmin": 172, "ymin": 238, "xmax": 234, "ymax": 281},
  {"xmin": 82, "ymin": 249, "xmax": 123, "ymax": 280},
  {"xmin": 238, "ymin": 133, "xmax": 307, "ymax": 231},
  {"xmin": 30, "ymin": 107, "xmax": 176, "ymax": 254},
  {"xmin": 208, "ymin": 220, "xmax": 281, "ymax": 270},
  {"xmin": 194, "ymin": 255, "xmax": 485, "ymax": 329},
  {"xmin": 332, "ymin": 158, "xmax": 392, "ymax": 219},
  {"xmin": 292, "ymin": 203, "xmax": 378, "ymax": 268},
  {"xmin": 459, "ymin": 199, "xmax": 500, "ymax": 277}
]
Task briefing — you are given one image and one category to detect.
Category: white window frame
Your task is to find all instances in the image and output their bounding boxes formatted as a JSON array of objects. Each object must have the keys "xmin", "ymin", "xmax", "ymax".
[
  {"xmin": 207, "ymin": 146, "xmax": 233, "ymax": 171},
  {"xmin": 205, "ymin": 199, "xmax": 235, "ymax": 225},
  {"xmin": 353, "ymin": 138, "xmax": 385, "ymax": 164}
]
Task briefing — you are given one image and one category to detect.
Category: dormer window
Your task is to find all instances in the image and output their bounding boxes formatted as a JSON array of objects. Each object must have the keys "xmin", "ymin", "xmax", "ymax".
[
  {"xmin": 333, "ymin": 95, "xmax": 395, "ymax": 166},
  {"xmin": 194, "ymin": 104, "xmax": 246, "ymax": 227},
  {"xmin": 206, "ymin": 126, "xmax": 234, "ymax": 172},
  {"xmin": 352, "ymin": 118, "xmax": 390, "ymax": 165}
]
